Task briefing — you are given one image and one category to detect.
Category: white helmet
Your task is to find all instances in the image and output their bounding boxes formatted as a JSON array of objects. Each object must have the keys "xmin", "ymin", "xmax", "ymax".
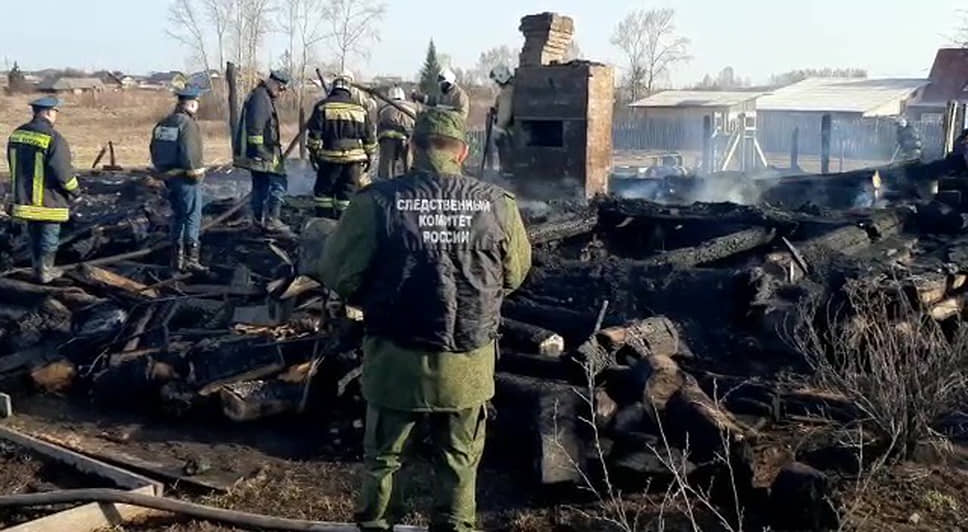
[
  {"xmin": 388, "ymin": 86, "xmax": 405, "ymax": 101},
  {"xmin": 896, "ymin": 116, "xmax": 908, "ymax": 128},
  {"xmin": 489, "ymin": 65, "xmax": 512, "ymax": 85},
  {"xmin": 331, "ymin": 70, "xmax": 354, "ymax": 91},
  {"xmin": 438, "ymin": 68, "xmax": 456, "ymax": 87}
]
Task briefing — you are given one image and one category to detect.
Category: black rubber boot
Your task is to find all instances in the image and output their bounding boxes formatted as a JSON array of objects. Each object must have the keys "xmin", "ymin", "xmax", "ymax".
[
  {"xmin": 38, "ymin": 253, "xmax": 63, "ymax": 284},
  {"xmin": 171, "ymin": 241, "xmax": 186, "ymax": 272},
  {"xmin": 264, "ymin": 202, "xmax": 293, "ymax": 235},
  {"xmin": 184, "ymin": 242, "xmax": 209, "ymax": 273}
]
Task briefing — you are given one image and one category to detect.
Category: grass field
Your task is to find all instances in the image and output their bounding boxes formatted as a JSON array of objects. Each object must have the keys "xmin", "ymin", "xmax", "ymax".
[{"xmin": 0, "ymin": 90, "xmax": 301, "ymax": 174}]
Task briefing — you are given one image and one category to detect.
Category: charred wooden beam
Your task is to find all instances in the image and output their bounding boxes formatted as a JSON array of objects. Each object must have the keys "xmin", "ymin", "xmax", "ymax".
[
  {"xmin": 639, "ymin": 227, "xmax": 776, "ymax": 268},
  {"xmin": 0, "ymin": 278, "xmax": 101, "ymax": 309},
  {"xmin": 71, "ymin": 265, "xmax": 159, "ymax": 299},
  {"xmin": 526, "ymin": 209, "xmax": 598, "ymax": 245},
  {"xmin": 500, "ymin": 318, "xmax": 565, "ymax": 357},
  {"xmin": 597, "ymin": 317, "xmax": 684, "ymax": 361}
]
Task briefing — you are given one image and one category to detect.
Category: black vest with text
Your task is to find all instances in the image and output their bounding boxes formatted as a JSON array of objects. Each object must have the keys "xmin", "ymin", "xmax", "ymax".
[{"xmin": 364, "ymin": 171, "xmax": 508, "ymax": 352}]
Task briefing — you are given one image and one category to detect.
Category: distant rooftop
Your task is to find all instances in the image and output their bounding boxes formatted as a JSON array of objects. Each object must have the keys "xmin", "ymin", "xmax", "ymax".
[
  {"xmin": 757, "ymin": 77, "xmax": 929, "ymax": 117},
  {"xmin": 914, "ymin": 48, "xmax": 968, "ymax": 106},
  {"xmin": 37, "ymin": 77, "xmax": 105, "ymax": 91},
  {"xmin": 630, "ymin": 90, "xmax": 765, "ymax": 108}
]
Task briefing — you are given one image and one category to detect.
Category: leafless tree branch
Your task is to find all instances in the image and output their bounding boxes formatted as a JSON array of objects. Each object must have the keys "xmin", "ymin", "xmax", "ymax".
[{"xmin": 611, "ymin": 8, "xmax": 691, "ymax": 102}]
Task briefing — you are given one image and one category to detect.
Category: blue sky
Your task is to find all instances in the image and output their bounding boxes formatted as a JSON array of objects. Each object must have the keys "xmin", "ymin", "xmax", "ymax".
[{"xmin": 0, "ymin": 0, "xmax": 963, "ymax": 85}]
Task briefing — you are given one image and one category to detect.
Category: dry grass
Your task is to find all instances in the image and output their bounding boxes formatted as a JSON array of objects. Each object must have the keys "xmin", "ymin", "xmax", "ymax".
[
  {"xmin": 0, "ymin": 91, "xmax": 301, "ymax": 175},
  {"xmin": 791, "ymin": 279, "xmax": 968, "ymax": 458}
]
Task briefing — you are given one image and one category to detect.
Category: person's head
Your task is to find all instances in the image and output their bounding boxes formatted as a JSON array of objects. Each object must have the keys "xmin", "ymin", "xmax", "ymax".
[
  {"xmin": 330, "ymin": 71, "xmax": 354, "ymax": 96},
  {"xmin": 412, "ymin": 109, "xmax": 469, "ymax": 172},
  {"xmin": 489, "ymin": 65, "xmax": 512, "ymax": 86},
  {"xmin": 897, "ymin": 116, "xmax": 909, "ymax": 128},
  {"xmin": 438, "ymin": 68, "xmax": 457, "ymax": 93},
  {"xmin": 265, "ymin": 70, "xmax": 290, "ymax": 97},
  {"xmin": 30, "ymin": 97, "xmax": 61, "ymax": 124},
  {"xmin": 388, "ymin": 86, "xmax": 405, "ymax": 101},
  {"xmin": 175, "ymin": 86, "xmax": 203, "ymax": 115}
]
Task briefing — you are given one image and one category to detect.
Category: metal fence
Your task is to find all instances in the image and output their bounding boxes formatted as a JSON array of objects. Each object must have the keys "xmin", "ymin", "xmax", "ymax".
[{"xmin": 612, "ymin": 116, "xmax": 946, "ymax": 162}]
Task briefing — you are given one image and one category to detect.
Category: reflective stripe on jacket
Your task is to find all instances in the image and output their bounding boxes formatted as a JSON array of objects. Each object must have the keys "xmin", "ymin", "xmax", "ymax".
[
  {"xmin": 233, "ymin": 83, "xmax": 285, "ymax": 175},
  {"xmin": 6, "ymin": 118, "xmax": 78, "ymax": 222},
  {"xmin": 307, "ymin": 90, "xmax": 377, "ymax": 164}
]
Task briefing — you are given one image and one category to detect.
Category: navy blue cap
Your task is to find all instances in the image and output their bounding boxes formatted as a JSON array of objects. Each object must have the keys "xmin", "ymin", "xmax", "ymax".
[
  {"xmin": 269, "ymin": 70, "xmax": 291, "ymax": 85},
  {"xmin": 175, "ymin": 86, "xmax": 204, "ymax": 100},
  {"xmin": 30, "ymin": 96, "xmax": 61, "ymax": 110}
]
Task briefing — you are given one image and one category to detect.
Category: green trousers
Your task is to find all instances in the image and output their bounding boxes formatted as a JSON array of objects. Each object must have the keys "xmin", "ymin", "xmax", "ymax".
[{"xmin": 356, "ymin": 404, "xmax": 487, "ymax": 532}]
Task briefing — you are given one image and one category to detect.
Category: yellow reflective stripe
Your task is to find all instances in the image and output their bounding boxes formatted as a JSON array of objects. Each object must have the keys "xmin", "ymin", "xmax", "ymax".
[
  {"xmin": 364, "ymin": 142, "xmax": 378, "ymax": 153},
  {"xmin": 32, "ymin": 151, "xmax": 44, "ymax": 206},
  {"xmin": 63, "ymin": 176, "xmax": 79, "ymax": 192},
  {"xmin": 10, "ymin": 130, "xmax": 52, "ymax": 149},
  {"xmin": 247, "ymin": 135, "xmax": 264, "ymax": 144},
  {"xmin": 379, "ymin": 131, "xmax": 408, "ymax": 140},
  {"xmin": 8, "ymin": 149, "xmax": 16, "ymax": 199},
  {"xmin": 323, "ymin": 102, "xmax": 367, "ymax": 111},
  {"xmin": 185, "ymin": 168, "xmax": 205, "ymax": 177},
  {"xmin": 12, "ymin": 204, "xmax": 69, "ymax": 222},
  {"xmin": 323, "ymin": 103, "xmax": 366, "ymax": 123},
  {"xmin": 316, "ymin": 148, "xmax": 368, "ymax": 162},
  {"xmin": 335, "ymin": 200, "xmax": 351, "ymax": 210},
  {"xmin": 314, "ymin": 196, "xmax": 335, "ymax": 207}
]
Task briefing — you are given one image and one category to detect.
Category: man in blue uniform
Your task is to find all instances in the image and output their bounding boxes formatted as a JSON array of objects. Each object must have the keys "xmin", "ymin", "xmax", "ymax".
[
  {"xmin": 6, "ymin": 97, "xmax": 81, "ymax": 283},
  {"xmin": 150, "ymin": 86, "xmax": 207, "ymax": 272}
]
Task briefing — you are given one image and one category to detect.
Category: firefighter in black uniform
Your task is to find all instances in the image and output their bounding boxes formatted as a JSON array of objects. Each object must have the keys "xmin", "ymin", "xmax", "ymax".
[
  {"xmin": 6, "ymin": 97, "xmax": 81, "ymax": 284},
  {"xmin": 306, "ymin": 72, "xmax": 377, "ymax": 218},
  {"xmin": 233, "ymin": 70, "xmax": 290, "ymax": 232},
  {"xmin": 150, "ymin": 86, "xmax": 207, "ymax": 273}
]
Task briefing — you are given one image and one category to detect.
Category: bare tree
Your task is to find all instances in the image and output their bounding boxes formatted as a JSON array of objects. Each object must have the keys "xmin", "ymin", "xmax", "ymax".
[
  {"xmin": 202, "ymin": 0, "xmax": 233, "ymax": 71},
  {"xmin": 167, "ymin": 0, "xmax": 213, "ymax": 77},
  {"xmin": 954, "ymin": 9, "xmax": 968, "ymax": 47},
  {"xmin": 277, "ymin": 0, "xmax": 329, "ymax": 112},
  {"xmin": 610, "ymin": 8, "xmax": 690, "ymax": 101},
  {"xmin": 323, "ymin": 0, "xmax": 387, "ymax": 73}
]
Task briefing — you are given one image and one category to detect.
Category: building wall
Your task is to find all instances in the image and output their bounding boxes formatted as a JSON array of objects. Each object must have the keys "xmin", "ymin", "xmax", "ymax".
[{"xmin": 614, "ymin": 104, "xmax": 753, "ymax": 152}]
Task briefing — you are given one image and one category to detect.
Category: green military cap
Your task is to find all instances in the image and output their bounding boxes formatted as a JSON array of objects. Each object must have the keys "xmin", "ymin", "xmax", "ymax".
[{"xmin": 414, "ymin": 108, "xmax": 466, "ymax": 142}]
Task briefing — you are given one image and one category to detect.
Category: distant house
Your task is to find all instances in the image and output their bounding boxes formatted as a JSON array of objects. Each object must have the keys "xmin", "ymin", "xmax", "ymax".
[
  {"xmin": 37, "ymin": 77, "xmax": 106, "ymax": 94},
  {"xmin": 139, "ymin": 71, "xmax": 186, "ymax": 90},
  {"xmin": 187, "ymin": 70, "xmax": 222, "ymax": 91},
  {"xmin": 625, "ymin": 91, "xmax": 764, "ymax": 153},
  {"xmin": 907, "ymin": 48, "xmax": 968, "ymax": 122}
]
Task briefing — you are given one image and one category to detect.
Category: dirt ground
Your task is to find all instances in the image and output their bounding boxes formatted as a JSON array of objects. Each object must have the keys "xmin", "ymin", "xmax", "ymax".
[{"xmin": 0, "ymin": 394, "xmax": 966, "ymax": 532}]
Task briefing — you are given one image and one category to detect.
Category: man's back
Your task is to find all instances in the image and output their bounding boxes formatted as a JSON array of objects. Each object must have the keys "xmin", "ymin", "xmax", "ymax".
[{"xmin": 362, "ymin": 171, "xmax": 509, "ymax": 352}]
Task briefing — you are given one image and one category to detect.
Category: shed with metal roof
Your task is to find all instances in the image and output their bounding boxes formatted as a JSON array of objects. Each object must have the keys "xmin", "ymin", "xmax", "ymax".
[{"xmin": 757, "ymin": 77, "xmax": 929, "ymax": 118}]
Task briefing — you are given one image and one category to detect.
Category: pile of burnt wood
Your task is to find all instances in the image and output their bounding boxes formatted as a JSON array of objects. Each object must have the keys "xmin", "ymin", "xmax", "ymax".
[{"xmin": 2, "ymin": 167, "xmax": 968, "ymax": 523}]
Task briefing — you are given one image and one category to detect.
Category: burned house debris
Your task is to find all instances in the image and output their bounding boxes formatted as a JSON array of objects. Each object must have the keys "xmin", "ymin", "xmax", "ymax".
[{"xmin": 2, "ymin": 10, "xmax": 968, "ymax": 532}]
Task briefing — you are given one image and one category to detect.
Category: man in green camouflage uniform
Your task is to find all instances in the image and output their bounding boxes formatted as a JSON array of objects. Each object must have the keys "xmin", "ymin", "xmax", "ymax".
[{"xmin": 310, "ymin": 109, "xmax": 532, "ymax": 532}]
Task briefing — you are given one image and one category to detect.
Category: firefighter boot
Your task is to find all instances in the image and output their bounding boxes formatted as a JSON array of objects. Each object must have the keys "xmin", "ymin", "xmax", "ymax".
[
  {"xmin": 184, "ymin": 242, "xmax": 209, "ymax": 273},
  {"xmin": 38, "ymin": 253, "xmax": 63, "ymax": 284},
  {"xmin": 264, "ymin": 202, "xmax": 293, "ymax": 235},
  {"xmin": 171, "ymin": 241, "xmax": 186, "ymax": 272}
]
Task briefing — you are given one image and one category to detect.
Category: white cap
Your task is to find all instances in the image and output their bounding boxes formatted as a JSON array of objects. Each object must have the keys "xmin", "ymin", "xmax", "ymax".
[
  {"xmin": 438, "ymin": 68, "xmax": 456, "ymax": 85},
  {"xmin": 489, "ymin": 65, "xmax": 512, "ymax": 85},
  {"xmin": 388, "ymin": 86, "xmax": 405, "ymax": 100}
]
